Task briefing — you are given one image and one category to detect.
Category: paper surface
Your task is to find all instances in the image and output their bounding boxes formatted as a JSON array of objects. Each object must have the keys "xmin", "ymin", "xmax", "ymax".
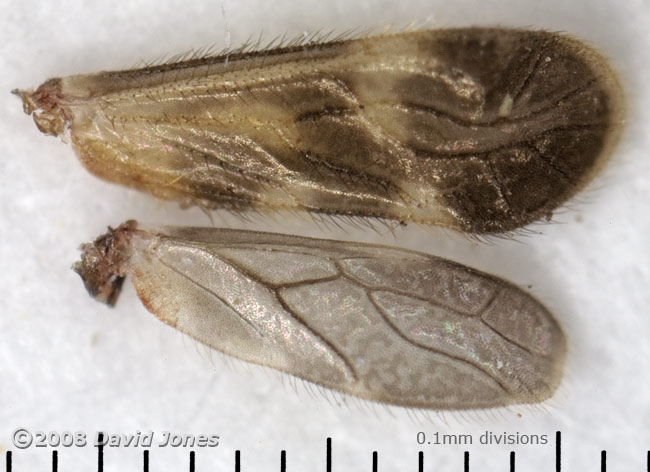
[{"xmin": 2, "ymin": 0, "xmax": 649, "ymax": 470}]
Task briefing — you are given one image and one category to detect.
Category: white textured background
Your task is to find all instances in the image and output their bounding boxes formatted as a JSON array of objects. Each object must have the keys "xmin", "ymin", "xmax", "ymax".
[{"xmin": 1, "ymin": 0, "xmax": 649, "ymax": 470}]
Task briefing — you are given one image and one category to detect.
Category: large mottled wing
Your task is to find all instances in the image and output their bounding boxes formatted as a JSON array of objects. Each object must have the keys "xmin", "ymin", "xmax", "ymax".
[
  {"xmin": 93, "ymin": 225, "xmax": 566, "ymax": 410},
  {"xmin": 22, "ymin": 28, "xmax": 622, "ymax": 233}
]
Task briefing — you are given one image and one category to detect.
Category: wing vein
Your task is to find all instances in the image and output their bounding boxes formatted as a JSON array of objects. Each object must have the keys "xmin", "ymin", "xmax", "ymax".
[{"xmin": 366, "ymin": 293, "xmax": 513, "ymax": 396}]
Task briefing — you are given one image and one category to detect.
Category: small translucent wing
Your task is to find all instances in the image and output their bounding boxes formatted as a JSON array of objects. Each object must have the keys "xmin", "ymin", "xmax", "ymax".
[{"xmin": 74, "ymin": 222, "xmax": 566, "ymax": 409}]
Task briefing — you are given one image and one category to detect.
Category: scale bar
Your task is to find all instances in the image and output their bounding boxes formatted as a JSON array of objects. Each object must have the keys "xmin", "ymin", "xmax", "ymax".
[{"xmin": 10, "ymin": 429, "xmax": 646, "ymax": 472}]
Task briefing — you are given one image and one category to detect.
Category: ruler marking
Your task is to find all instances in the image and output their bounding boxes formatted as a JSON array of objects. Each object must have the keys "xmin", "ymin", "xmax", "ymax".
[
  {"xmin": 97, "ymin": 432, "xmax": 104, "ymax": 472},
  {"xmin": 5, "ymin": 451, "xmax": 11, "ymax": 472},
  {"xmin": 556, "ymin": 431, "xmax": 561, "ymax": 472},
  {"xmin": 464, "ymin": 451, "xmax": 469, "ymax": 472},
  {"xmin": 143, "ymin": 449, "xmax": 149, "ymax": 472},
  {"xmin": 189, "ymin": 451, "xmax": 195, "ymax": 472},
  {"xmin": 372, "ymin": 451, "xmax": 378, "ymax": 472},
  {"xmin": 235, "ymin": 450, "xmax": 240, "ymax": 472},
  {"xmin": 52, "ymin": 450, "xmax": 58, "ymax": 472},
  {"xmin": 601, "ymin": 450, "xmax": 606, "ymax": 472},
  {"xmin": 280, "ymin": 450, "xmax": 286, "ymax": 472},
  {"xmin": 418, "ymin": 451, "xmax": 423, "ymax": 472},
  {"xmin": 510, "ymin": 451, "xmax": 515, "ymax": 472},
  {"xmin": 326, "ymin": 438, "xmax": 331, "ymax": 472}
]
